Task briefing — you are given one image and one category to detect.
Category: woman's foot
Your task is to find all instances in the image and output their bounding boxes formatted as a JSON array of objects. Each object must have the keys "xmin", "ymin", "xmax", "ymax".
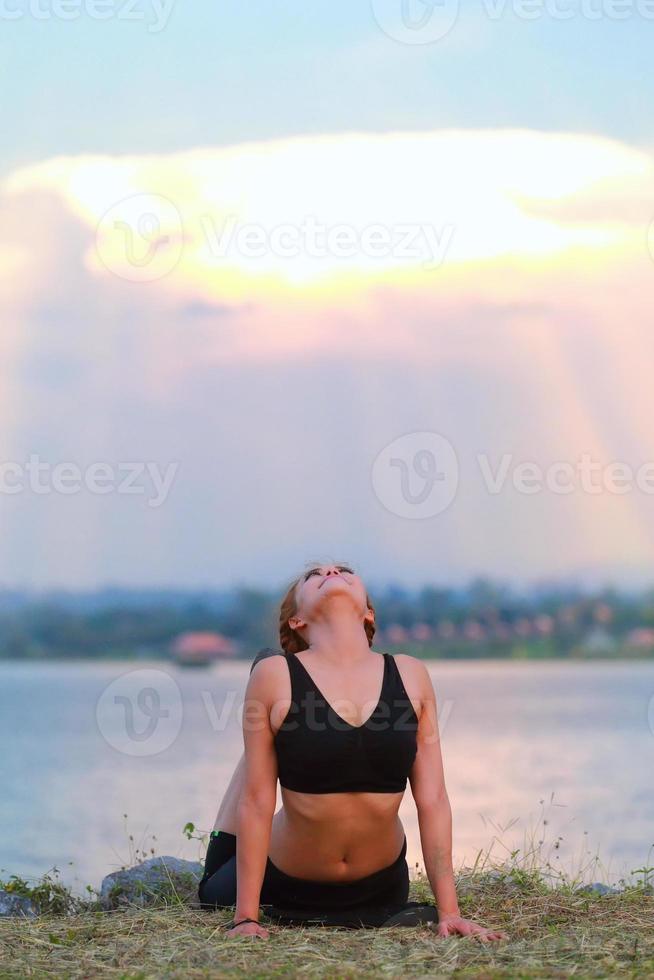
[
  {"xmin": 261, "ymin": 901, "xmax": 439, "ymax": 929},
  {"xmin": 379, "ymin": 902, "xmax": 439, "ymax": 927}
]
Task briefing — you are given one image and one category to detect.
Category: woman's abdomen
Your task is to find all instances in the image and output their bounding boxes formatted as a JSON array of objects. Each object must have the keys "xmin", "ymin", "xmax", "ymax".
[{"xmin": 269, "ymin": 788, "xmax": 406, "ymax": 881}]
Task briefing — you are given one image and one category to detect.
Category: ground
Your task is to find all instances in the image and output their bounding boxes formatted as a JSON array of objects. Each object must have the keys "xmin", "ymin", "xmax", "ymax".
[{"xmin": 1, "ymin": 873, "xmax": 652, "ymax": 979}]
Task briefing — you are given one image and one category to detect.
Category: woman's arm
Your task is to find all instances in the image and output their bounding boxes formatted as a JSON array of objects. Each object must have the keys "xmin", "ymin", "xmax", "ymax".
[
  {"xmin": 405, "ymin": 658, "xmax": 508, "ymax": 941},
  {"xmin": 231, "ymin": 658, "xmax": 280, "ymax": 930}
]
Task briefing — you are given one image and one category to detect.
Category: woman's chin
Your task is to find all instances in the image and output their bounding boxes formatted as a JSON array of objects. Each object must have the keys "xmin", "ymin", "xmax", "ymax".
[
  {"xmin": 318, "ymin": 579, "xmax": 351, "ymax": 597},
  {"xmin": 315, "ymin": 583, "xmax": 363, "ymax": 610}
]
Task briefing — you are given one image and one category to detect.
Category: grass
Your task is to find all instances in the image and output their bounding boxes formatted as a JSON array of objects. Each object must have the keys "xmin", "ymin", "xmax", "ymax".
[
  {"xmin": 2, "ymin": 804, "xmax": 653, "ymax": 979},
  {"xmin": 1, "ymin": 876, "xmax": 652, "ymax": 979}
]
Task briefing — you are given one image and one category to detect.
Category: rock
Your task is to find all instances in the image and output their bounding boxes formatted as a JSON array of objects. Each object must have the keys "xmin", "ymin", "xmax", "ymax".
[
  {"xmin": 0, "ymin": 890, "xmax": 38, "ymax": 918},
  {"xmin": 99, "ymin": 856, "xmax": 205, "ymax": 909},
  {"xmin": 575, "ymin": 882, "xmax": 620, "ymax": 896},
  {"xmin": 455, "ymin": 869, "xmax": 520, "ymax": 895}
]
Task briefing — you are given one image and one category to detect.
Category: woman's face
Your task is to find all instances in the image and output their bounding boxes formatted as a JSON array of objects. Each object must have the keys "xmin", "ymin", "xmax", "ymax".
[{"xmin": 290, "ymin": 563, "xmax": 373, "ymax": 630}]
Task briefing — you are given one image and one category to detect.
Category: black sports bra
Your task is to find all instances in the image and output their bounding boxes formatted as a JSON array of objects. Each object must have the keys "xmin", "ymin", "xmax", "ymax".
[{"xmin": 273, "ymin": 652, "xmax": 419, "ymax": 794}]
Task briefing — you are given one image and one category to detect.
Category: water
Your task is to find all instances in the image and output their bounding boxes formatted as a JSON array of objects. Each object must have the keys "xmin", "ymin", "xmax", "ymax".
[{"xmin": 1, "ymin": 659, "xmax": 653, "ymax": 893}]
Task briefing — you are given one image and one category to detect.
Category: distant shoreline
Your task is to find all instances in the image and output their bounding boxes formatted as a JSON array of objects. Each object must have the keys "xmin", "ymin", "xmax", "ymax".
[{"xmin": 2, "ymin": 652, "xmax": 653, "ymax": 664}]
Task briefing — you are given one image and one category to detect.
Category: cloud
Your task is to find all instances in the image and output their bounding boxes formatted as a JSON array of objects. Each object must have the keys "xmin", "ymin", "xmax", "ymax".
[
  {"xmin": 5, "ymin": 129, "xmax": 652, "ymax": 293},
  {"xmin": 1, "ymin": 129, "xmax": 653, "ymax": 588}
]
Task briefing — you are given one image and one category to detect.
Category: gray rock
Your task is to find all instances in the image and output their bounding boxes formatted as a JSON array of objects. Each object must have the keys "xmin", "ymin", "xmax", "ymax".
[
  {"xmin": 575, "ymin": 882, "xmax": 620, "ymax": 896},
  {"xmin": 0, "ymin": 890, "xmax": 38, "ymax": 918},
  {"xmin": 100, "ymin": 856, "xmax": 204, "ymax": 909},
  {"xmin": 455, "ymin": 869, "xmax": 520, "ymax": 894}
]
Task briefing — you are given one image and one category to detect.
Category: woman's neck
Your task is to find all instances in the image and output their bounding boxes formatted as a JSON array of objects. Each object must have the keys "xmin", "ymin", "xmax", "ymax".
[{"xmin": 305, "ymin": 611, "xmax": 372, "ymax": 665}]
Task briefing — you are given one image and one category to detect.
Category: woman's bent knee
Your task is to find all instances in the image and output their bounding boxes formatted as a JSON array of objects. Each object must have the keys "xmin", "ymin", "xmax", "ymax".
[{"xmin": 198, "ymin": 855, "xmax": 238, "ymax": 909}]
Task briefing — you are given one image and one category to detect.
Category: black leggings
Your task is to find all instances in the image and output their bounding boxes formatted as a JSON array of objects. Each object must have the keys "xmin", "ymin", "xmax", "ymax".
[{"xmin": 198, "ymin": 831, "xmax": 411, "ymax": 928}]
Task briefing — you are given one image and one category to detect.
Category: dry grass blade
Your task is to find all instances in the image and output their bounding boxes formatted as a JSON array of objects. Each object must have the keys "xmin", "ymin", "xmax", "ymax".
[{"xmin": 1, "ymin": 877, "xmax": 652, "ymax": 979}]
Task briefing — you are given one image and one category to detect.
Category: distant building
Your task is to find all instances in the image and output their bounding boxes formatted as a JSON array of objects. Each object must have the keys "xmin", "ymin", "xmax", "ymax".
[
  {"xmin": 170, "ymin": 631, "xmax": 237, "ymax": 667},
  {"xmin": 594, "ymin": 603, "xmax": 614, "ymax": 624},
  {"xmin": 385, "ymin": 624, "xmax": 409, "ymax": 645},
  {"xmin": 514, "ymin": 617, "xmax": 533, "ymax": 638},
  {"xmin": 411, "ymin": 622, "xmax": 433, "ymax": 643},
  {"xmin": 463, "ymin": 620, "xmax": 486, "ymax": 642},
  {"xmin": 437, "ymin": 620, "xmax": 456, "ymax": 640},
  {"xmin": 534, "ymin": 614, "xmax": 555, "ymax": 636},
  {"xmin": 580, "ymin": 626, "xmax": 617, "ymax": 656},
  {"xmin": 625, "ymin": 627, "xmax": 654, "ymax": 651},
  {"xmin": 558, "ymin": 605, "xmax": 578, "ymax": 627}
]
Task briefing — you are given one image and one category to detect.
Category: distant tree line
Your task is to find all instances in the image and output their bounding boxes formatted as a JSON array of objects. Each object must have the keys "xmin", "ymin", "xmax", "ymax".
[{"xmin": 0, "ymin": 578, "xmax": 653, "ymax": 660}]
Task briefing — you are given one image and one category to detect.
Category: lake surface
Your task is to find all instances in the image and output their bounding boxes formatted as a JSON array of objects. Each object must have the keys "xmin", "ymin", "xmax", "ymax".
[{"xmin": 2, "ymin": 659, "xmax": 653, "ymax": 893}]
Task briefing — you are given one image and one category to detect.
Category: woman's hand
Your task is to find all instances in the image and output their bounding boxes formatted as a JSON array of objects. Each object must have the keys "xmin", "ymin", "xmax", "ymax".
[
  {"xmin": 226, "ymin": 919, "xmax": 270, "ymax": 939},
  {"xmin": 434, "ymin": 912, "xmax": 508, "ymax": 942}
]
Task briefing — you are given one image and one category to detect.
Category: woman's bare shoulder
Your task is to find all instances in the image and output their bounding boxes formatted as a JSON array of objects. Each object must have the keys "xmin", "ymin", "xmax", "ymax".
[
  {"xmin": 247, "ymin": 653, "xmax": 291, "ymax": 698},
  {"xmin": 249, "ymin": 652, "xmax": 289, "ymax": 678}
]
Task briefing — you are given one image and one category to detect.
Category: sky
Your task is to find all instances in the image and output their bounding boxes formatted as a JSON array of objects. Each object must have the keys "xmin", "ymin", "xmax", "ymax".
[{"xmin": 1, "ymin": 0, "xmax": 654, "ymax": 591}]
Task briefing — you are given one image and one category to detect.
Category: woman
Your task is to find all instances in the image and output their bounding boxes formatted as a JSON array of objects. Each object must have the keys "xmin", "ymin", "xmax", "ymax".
[{"xmin": 199, "ymin": 562, "xmax": 507, "ymax": 941}]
